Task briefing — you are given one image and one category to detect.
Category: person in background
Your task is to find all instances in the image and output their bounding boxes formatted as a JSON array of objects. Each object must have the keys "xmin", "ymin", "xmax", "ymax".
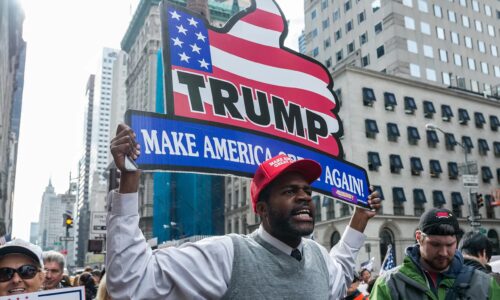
[
  {"xmin": 459, "ymin": 230, "xmax": 494, "ymax": 274},
  {"xmin": 106, "ymin": 124, "xmax": 382, "ymax": 299},
  {"xmin": 371, "ymin": 208, "xmax": 500, "ymax": 299},
  {"xmin": 343, "ymin": 273, "xmax": 368, "ymax": 300},
  {"xmin": 42, "ymin": 250, "xmax": 65, "ymax": 289},
  {"xmin": 79, "ymin": 272, "xmax": 97, "ymax": 300},
  {"xmin": 0, "ymin": 239, "xmax": 45, "ymax": 296},
  {"xmin": 96, "ymin": 274, "xmax": 112, "ymax": 300},
  {"xmin": 60, "ymin": 274, "xmax": 72, "ymax": 287},
  {"xmin": 91, "ymin": 269, "xmax": 102, "ymax": 286},
  {"xmin": 357, "ymin": 268, "xmax": 371, "ymax": 295}
]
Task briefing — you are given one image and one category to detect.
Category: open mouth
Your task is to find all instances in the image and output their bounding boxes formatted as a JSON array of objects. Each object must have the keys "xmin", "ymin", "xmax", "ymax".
[
  {"xmin": 8, "ymin": 288, "xmax": 26, "ymax": 294},
  {"xmin": 291, "ymin": 208, "xmax": 313, "ymax": 221}
]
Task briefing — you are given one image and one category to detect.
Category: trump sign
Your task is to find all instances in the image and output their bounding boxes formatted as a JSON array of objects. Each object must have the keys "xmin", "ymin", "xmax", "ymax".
[{"xmin": 126, "ymin": 0, "xmax": 372, "ymax": 208}]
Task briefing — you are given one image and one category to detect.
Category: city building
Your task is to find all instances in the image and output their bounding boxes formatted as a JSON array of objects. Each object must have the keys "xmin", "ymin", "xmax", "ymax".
[
  {"xmin": 29, "ymin": 222, "xmax": 38, "ymax": 245},
  {"xmin": 0, "ymin": 0, "xmax": 26, "ymax": 240},
  {"xmin": 37, "ymin": 180, "xmax": 76, "ymax": 267},
  {"xmin": 74, "ymin": 75, "xmax": 95, "ymax": 267},
  {"xmin": 302, "ymin": 0, "xmax": 500, "ymax": 95},
  {"xmin": 298, "ymin": 0, "xmax": 500, "ymax": 270}
]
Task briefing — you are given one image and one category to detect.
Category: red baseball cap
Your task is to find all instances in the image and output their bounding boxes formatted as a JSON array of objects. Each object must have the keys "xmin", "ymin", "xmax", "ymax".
[{"xmin": 250, "ymin": 154, "xmax": 322, "ymax": 213}]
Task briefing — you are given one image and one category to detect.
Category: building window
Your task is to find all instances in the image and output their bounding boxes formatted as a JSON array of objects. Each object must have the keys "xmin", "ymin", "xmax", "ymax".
[
  {"xmin": 491, "ymin": 116, "xmax": 500, "ymax": 131},
  {"xmin": 448, "ymin": 10, "xmax": 456, "ymax": 23},
  {"xmin": 494, "ymin": 142, "xmax": 500, "ymax": 157},
  {"xmin": 340, "ymin": 203, "xmax": 351, "ymax": 217},
  {"xmin": 482, "ymin": 166, "xmax": 493, "ymax": 183},
  {"xmin": 448, "ymin": 162, "xmax": 459, "ymax": 179},
  {"xmin": 451, "ymin": 192, "xmax": 463, "ymax": 218},
  {"xmin": 423, "ymin": 45, "xmax": 433, "ymax": 57},
  {"xmin": 441, "ymin": 104, "xmax": 453, "ymax": 121},
  {"xmin": 365, "ymin": 119, "xmax": 379, "ymax": 138},
  {"xmin": 336, "ymin": 50, "xmax": 343, "ymax": 62},
  {"xmin": 453, "ymin": 53, "xmax": 462, "ymax": 66},
  {"xmin": 311, "ymin": 10, "xmax": 317, "ymax": 20},
  {"xmin": 373, "ymin": 185, "xmax": 384, "ymax": 201},
  {"xmin": 347, "ymin": 41, "xmax": 355, "ymax": 53},
  {"xmin": 474, "ymin": 112, "xmax": 486, "ymax": 128},
  {"xmin": 368, "ymin": 152, "xmax": 382, "ymax": 171},
  {"xmin": 335, "ymin": 29, "xmax": 342, "ymax": 41},
  {"xmin": 384, "ymin": 92, "xmax": 397, "ymax": 111},
  {"xmin": 393, "ymin": 187, "xmax": 406, "ymax": 215},
  {"xmin": 405, "ymin": 16, "xmax": 416, "ymax": 30},
  {"xmin": 458, "ymin": 108, "xmax": 470, "ymax": 125},
  {"xmin": 324, "ymin": 197, "xmax": 335, "ymax": 220},
  {"xmin": 429, "ymin": 159, "xmax": 442, "ymax": 178},
  {"xmin": 410, "ymin": 157, "xmax": 424, "ymax": 176},
  {"xmin": 325, "ymin": 58, "xmax": 332, "ymax": 68},
  {"xmin": 358, "ymin": 10, "xmax": 366, "ymax": 24},
  {"xmin": 433, "ymin": 4, "xmax": 442, "ymax": 18},
  {"xmin": 322, "ymin": 18, "xmax": 330, "ymax": 30},
  {"xmin": 478, "ymin": 139, "xmax": 489, "ymax": 156},
  {"xmin": 363, "ymin": 88, "xmax": 376, "ymax": 106},
  {"xmin": 312, "ymin": 195, "xmax": 321, "ymax": 221},
  {"xmin": 423, "ymin": 100, "xmax": 435, "ymax": 118},
  {"xmin": 407, "ymin": 40, "xmax": 418, "ymax": 53},
  {"xmin": 374, "ymin": 22, "xmax": 383, "ymax": 34},
  {"xmin": 407, "ymin": 126, "xmax": 420, "ymax": 145},
  {"xmin": 413, "ymin": 188, "xmax": 427, "ymax": 216},
  {"xmin": 462, "ymin": 136, "xmax": 474, "ymax": 153},
  {"xmin": 360, "ymin": 32, "xmax": 368, "ymax": 45},
  {"xmin": 444, "ymin": 133, "xmax": 456, "ymax": 151},
  {"xmin": 436, "ymin": 27, "xmax": 445, "ymax": 40},
  {"xmin": 372, "ymin": 0, "xmax": 381, "ymax": 12},
  {"xmin": 387, "ymin": 123, "xmax": 400, "ymax": 142},
  {"xmin": 345, "ymin": 0, "xmax": 352, "ymax": 12},
  {"xmin": 433, "ymin": 190, "xmax": 446, "ymax": 208},
  {"xmin": 410, "ymin": 64, "xmax": 420, "ymax": 78},
  {"xmin": 421, "ymin": 22, "xmax": 431, "ymax": 35},
  {"xmin": 376, "ymin": 45, "xmax": 385, "ymax": 58},
  {"xmin": 426, "ymin": 130, "xmax": 439, "ymax": 148},
  {"xmin": 404, "ymin": 97, "xmax": 417, "ymax": 114},
  {"xmin": 390, "ymin": 154, "xmax": 403, "ymax": 174},
  {"xmin": 362, "ymin": 55, "xmax": 370, "ymax": 67},
  {"xmin": 346, "ymin": 20, "xmax": 354, "ymax": 32},
  {"xmin": 333, "ymin": 9, "xmax": 340, "ymax": 22},
  {"xmin": 312, "ymin": 47, "xmax": 319, "ymax": 57}
]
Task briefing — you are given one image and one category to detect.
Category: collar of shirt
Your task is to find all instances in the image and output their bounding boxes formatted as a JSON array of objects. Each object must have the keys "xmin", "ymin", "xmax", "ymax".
[{"xmin": 258, "ymin": 224, "xmax": 304, "ymax": 255}]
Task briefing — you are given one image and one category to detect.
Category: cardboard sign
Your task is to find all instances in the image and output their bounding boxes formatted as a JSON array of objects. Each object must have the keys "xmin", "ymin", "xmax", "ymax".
[
  {"xmin": 0, "ymin": 286, "xmax": 84, "ymax": 300},
  {"xmin": 127, "ymin": 0, "xmax": 372, "ymax": 208}
]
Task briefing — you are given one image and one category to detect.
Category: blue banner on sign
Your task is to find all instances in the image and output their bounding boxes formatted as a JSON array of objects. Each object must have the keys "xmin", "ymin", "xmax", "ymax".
[{"xmin": 127, "ymin": 111, "xmax": 371, "ymax": 208}]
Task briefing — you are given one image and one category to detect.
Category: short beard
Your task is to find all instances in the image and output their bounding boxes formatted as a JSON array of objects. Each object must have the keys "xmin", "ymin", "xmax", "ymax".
[{"xmin": 267, "ymin": 207, "xmax": 314, "ymax": 238}]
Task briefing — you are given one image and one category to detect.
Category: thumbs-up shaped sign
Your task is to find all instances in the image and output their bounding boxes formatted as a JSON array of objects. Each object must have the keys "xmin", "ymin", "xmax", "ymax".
[{"xmin": 162, "ymin": 0, "xmax": 343, "ymax": 157}]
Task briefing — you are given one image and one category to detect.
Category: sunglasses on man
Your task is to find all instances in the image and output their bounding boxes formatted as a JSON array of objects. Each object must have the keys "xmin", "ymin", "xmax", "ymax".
[{"xmin": 0, "ymin": 265, "xmax": 40, "ymax": 282}]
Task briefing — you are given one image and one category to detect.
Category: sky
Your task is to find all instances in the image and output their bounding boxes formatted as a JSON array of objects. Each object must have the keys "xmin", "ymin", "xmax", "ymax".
[{"xmin": 12, "ymin": 0, "xmax": 305, "ymax": 240}]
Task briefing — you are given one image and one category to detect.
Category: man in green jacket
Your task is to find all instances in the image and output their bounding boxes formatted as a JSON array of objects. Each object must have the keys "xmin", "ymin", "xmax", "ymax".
[{"xmin": 371, "ymin": 208, "xmax": 500, "ymax": 299}]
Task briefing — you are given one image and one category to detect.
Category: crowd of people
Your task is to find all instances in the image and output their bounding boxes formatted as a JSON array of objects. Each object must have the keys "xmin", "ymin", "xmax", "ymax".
[
  {"xmin": 1, "ymin": 123, "xmax": 499, "ymax": 299},
  {"xmin": 0, "ymin": 240, "xmax": 110, "ymax": 299}
]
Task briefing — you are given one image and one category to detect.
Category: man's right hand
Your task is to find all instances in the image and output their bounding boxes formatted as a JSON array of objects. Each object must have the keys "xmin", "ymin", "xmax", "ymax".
[{"xmin": 110, "ymin": 124, "xmax": 141, "ymax": 193}]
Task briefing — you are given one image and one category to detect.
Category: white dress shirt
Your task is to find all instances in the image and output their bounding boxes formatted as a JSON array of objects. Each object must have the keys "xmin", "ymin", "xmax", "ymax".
[{"xmin": 106, "ymin": 191, "xmax": 366, "ymax": 299}]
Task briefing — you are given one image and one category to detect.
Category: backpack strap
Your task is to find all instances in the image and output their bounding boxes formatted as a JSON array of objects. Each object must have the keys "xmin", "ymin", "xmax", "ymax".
[{"xmin": 444, "ymin": 265, "xmax": 475, "ymax": 300}]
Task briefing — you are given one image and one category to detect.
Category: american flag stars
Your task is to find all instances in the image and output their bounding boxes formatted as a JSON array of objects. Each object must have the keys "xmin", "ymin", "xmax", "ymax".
[{"xmin": 167, "ymin": 8, "xmax": 212, "ymax": 72}]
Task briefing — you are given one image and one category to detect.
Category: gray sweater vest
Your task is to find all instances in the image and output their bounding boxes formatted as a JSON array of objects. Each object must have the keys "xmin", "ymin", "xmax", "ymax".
[{"xmin": 221, "ymin": 232, "xmax": 330, "ymax": 300}]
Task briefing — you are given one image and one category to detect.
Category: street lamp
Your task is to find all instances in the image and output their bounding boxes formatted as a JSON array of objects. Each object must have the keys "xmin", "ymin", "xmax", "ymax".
[{"xmin": 425, "ymin": 123, "xmax": 477, "ymax": 227}]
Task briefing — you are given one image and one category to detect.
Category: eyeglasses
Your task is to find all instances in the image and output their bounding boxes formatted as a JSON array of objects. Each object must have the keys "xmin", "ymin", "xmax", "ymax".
[{"xmin": 0, "ymin": 265, "xmax": 40, "ymax": 282}]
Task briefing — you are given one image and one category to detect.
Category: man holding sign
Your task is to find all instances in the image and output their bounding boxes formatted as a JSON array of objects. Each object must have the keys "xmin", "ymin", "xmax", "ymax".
[{"xmin": 106, "ymin": 124, "xmax": 381, "ymax": 299}]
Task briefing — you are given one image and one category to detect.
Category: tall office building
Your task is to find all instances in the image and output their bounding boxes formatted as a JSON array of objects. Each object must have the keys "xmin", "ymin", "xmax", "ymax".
[
  {"xmin": 75, "ymin": 75, "xmax": 95, "ymax": 267},
  {"xmin": 303, "ymin": 0, "xmax": 499, "ymax": 94},
  {"xmin": 37, "ymin": 180, "xmax": 76, "ymax": 266},
  {"xmin": 0, "ymin": 0, "xmax": 26, "ymax": 239},
  {"xmin": 301, "ymin": 0, "xmax": 500, "ymax": 269}
]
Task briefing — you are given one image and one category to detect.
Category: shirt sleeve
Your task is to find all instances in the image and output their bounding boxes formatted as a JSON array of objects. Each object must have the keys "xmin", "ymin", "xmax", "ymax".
[
  {"xmin": 106, "ymin": 191, "xmax": 233, "ymax": 299},
  {"xmin": 319, "ymin": 226, "xmax": 366, "ymax": 299}
]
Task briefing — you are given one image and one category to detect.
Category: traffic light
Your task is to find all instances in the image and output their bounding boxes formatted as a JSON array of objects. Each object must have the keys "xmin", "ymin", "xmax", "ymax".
[
  {"xmin": 476, "ymin": 193, "xmax": 484, "ymax": 208},
  {"xmin": 63, "ymin": 213, "xmax": 73, "ymax": 229}
]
